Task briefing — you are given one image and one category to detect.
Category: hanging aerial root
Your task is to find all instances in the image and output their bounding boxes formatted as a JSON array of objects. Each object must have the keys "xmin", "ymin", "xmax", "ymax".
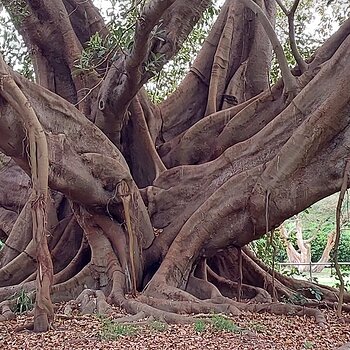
[
  {"xmin": 117, "ymin": 180, "xmax": 138, "ymax": 296},
  {"xmin": 0, "ymin": 54, "xmax": 53, "ymax": 332}
]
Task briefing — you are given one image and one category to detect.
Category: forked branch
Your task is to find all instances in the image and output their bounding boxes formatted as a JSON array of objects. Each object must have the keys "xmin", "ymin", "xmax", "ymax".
[{"xmin": 275, "ymin": 0, "xmax": 307, "ymax": 72}]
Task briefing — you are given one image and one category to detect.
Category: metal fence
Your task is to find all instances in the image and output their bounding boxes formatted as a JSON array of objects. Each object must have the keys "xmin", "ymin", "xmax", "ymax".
[{"xmin": 277, "ymin": 262, "xmax": 350, "ymax": 281}]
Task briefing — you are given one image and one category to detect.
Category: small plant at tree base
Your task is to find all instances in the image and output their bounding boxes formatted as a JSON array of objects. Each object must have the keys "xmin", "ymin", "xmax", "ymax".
[
  {"xmin": 210, "ymin": 315, "xmax": 242, "ymax": 333},
  {"xmin": 248, "ymin": 322, "xmax": 266, "ymax": 334},
  {"xmin": 149, "ymin": 320, "xmax": 168, "ymax": 332},
  {"xmin": 308, "ymin": 287, "xmax": 323, "ymax": 301},
  {"xmin": 281, "ymin": 292, "xmax": 307, "ymax": 305},
  {"xmin": 12, "ymin": 289, "xmax": 33, "ymax": 314},
  {"xmin": 194, "ymin": 319, "xmax": 206, "ymax": 333},
  {"xmin": 99, "ymin": 319, "xmax": 137, "ymax": 340},
  {"xmin": 303, "ymin": 340, "xmax": 314, "ymax": 349}
]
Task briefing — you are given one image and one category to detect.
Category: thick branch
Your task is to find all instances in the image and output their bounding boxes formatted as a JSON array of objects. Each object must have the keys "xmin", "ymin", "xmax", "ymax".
[
  {"xmin": 238, "ymin": 0, "xmax": 299, "ymax": 100},
  {"xmin": 3, "ymin": 0, "xmax": 99, "ymax": 113},
  {"xmin": 63, "ymin": 0, "xmax": 108, "ymax": 44},
  {"xmin": 95, "ymin": 0, "xmax": 210, "ymax": 145}
]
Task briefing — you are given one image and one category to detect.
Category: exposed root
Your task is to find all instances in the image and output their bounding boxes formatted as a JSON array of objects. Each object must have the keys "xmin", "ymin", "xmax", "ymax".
[
  {"xmin": 63, "ymin": 289, "xmax": 112, "ymax": 316},
  {"xmin": 0, "ymin": 241, "xmax": 36, "ymax": 287},
  {"xmin": 207, "ymin": 266, "xmax": 272, "ymax": 303},
  {"xmin": 337, "ymin": 342, "xmax": 350, "ymax": 350},
  {"xmin": 186, "ymin": 275, "xmax": 222, "ymax": 299},
  {"xmin": 240, "ymin": 301, "xmax": 327, "ymax": 326},
  {"xmin": 138, "ymin": 295, "xmax": 241, "ymax": 316},
  {"xmin": 0, "ymin": 300, "xmax": 16, "ymax": 321}
]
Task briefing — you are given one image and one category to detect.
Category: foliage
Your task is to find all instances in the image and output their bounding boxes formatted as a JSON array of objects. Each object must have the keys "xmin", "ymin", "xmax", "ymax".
[
  {"xmin": 210, "ymin": 314, "xmax": 242, "ymax": 333},
  {"xmin": 281, "ymin": 292, "xmax": 307, "ymax": 305},
  {"xmin": 11, "ymin": 289, "xmax": 33, "ymax": 314},
  {"xmin": 253, "ymin": 193, "xmax": 350, "ymax": 268},
  {"xmin": 332, "ymin": 267, "xmax": 350, "ymax": 290},
  {"xmin": 307, "ymin": 287, "xmax": 323, "ymax": 301},
  {"xmin": 193, "ymin": 319, "xmax": 206, "ymax": 333},
  {"xmin": 99, "ymin": 318, "xmax": 137, "ymax": 340},
  {"xmin": 248, "ymin": 322, "xmax": 266, "ymax": 334},
  {"xmin": 1, "ymin": 0, "xmax": 349, "ymax": 99},
  {"xmin": 303, "ymin": 340, "xmax": 314, "ymax": 349},
  {"xmin": 74, "ymin": 0, "xmax": 137, "ymax": 75},
  {"xmin": 0, "ymin": 8, "xmax": 33, "ymax": 79},
  {"xmin": 149, "ymin": 320, "xmax": 168, "ymax": 332},
  {"xmin": 76, "ymin": 1, "xmax": 220, "ymax": 100},
  {"xmin": 270, "ymin": 0, "xmax": 350, "ymax": 83},
  {"xmin": 250, "ymin": 230, "xmax": 286, "ymax": 267}
]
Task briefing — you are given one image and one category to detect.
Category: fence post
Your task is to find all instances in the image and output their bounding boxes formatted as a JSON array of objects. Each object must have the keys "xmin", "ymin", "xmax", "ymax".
[{"xmin": 309, "ymin": 261, "xmax": 312, "ymax": 281}]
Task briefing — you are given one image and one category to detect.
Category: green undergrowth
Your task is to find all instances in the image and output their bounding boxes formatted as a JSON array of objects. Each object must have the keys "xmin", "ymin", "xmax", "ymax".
[
  {"xmin": 99, "ymin": 318, "xmax": 137, "ymax": 340},
  {"xmin": 10, "ymin": 289, "xmax": 33, "ymax": 314},
  {"xmin": 194, "ymin": 314, "xmax": 246, "ymax": 334},
  {"xmin": 210, "ymin": 314, "xmax": 243, "ymax": 333},
  {"xmin": 149, "ymin": 320, "xmax": 168, "ymax": 332},
  {"xmin": 98, "ymin": 314, "xmax": 256, "ymax": 339},
  {"xmin": 98, "ymin": 317, "xmax": 169, "ymax": 340}
]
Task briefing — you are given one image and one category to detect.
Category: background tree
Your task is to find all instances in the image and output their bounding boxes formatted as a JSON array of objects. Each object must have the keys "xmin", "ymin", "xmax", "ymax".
[{"xmin": 0, "ymin": 0, "xmax": 349, "ymax": 332}]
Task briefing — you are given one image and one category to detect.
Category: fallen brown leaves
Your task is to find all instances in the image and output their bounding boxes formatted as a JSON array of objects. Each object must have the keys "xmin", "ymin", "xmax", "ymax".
[{"xmin": 0, "ymin": 305, "xmax": 349, "ymax": 350}]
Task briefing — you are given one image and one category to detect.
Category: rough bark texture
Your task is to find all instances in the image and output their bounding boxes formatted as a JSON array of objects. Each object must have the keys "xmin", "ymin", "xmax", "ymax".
[{"xmin": 0, "ymin": 0, "xmax": 350, "ymax": 332}]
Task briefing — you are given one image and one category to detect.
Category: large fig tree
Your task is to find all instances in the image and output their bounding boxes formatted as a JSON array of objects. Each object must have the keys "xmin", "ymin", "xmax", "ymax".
[{"xmin": 0, "ymin": 0, "xmax": 349, "ymax": 332}]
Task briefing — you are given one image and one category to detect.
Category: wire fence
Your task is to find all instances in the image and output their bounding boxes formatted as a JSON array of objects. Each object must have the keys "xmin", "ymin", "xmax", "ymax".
[{"xmin": 277, "ymin": 262, "xmax": 350, "ymax": 282}]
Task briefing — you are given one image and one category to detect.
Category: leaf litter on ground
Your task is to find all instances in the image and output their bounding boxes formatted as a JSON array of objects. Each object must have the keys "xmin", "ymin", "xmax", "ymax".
[{"xmin": 0, "ymin": 304, "xmax": 349, "ymax": 349}]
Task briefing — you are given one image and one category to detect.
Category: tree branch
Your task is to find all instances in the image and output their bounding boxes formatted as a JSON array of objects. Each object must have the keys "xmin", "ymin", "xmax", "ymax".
[
  {"xmin": 95, "ymin": 0, "xmax": 210, "ymax": 146},
  {"xmin": 63, "ymin": 0, "xmax": 108, "ymax": 44},
  {"xmin": 275, "ymin": 0, "xmax": 307, "ymax": 72},
  {"xmin": 238, "ymin": 0, "xmax": 299, "ymax": 101},
  {"xmin": 3, "ymin": 0, "xmax": 99, "ymax": 113}
]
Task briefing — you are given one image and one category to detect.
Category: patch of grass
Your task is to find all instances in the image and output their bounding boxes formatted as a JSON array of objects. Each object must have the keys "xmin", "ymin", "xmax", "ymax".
[
  {"xmin": 210, "ymin": 314, "xmax": 242, "ymax": 333},
  {"xmin": 193, "ymin": 319, "xmax": 206, "ymax": 333},
  {"xmin": 12, "ymin": 290, "xmax": 33, "ymax": 314},
  {"xmin": 303, "ymin": 340, "xmax": 314, "ymax": 349},
  {"xmin": 99, "ymin": 319, "xmax": 137, "ymax": 340},
  {"xmin": 248, "ymin": 322, "xmax": 266, "ymax": 334},
  {"xmin": 149, "ymin": 320, "xmax": 168, "ymax": 332}
]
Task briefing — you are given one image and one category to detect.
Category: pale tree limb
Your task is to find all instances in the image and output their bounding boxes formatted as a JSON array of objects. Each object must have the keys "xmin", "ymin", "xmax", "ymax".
[
  {"xmin": 275, "ymin": 0, "xmax": 307, "ymax": 72},
  {"xmin": 280, "ymin": 216, "xmax": 337, "ymax": 273},
  {"xmin": 0, "ymin": 55, "xmax": 53, "ymax": 332},
  {"xmin": 238, "ymin": 0, "xmax": 299, "ymax": 101},
  {"xmin": 334, "ymin": 160, "xmax": 350, "ymax": 317}
]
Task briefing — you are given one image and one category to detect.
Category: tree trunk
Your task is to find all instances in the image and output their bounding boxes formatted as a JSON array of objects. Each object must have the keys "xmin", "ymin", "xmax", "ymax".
[{"xmin": 0, "ymin": 0, "xmax": 350, "ymax": 329}]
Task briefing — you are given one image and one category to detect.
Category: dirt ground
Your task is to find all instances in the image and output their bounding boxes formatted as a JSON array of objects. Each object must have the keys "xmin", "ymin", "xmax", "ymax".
[{"xmin": 0, "ymin": 306, "xmax": 349, "ymax": 350}]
